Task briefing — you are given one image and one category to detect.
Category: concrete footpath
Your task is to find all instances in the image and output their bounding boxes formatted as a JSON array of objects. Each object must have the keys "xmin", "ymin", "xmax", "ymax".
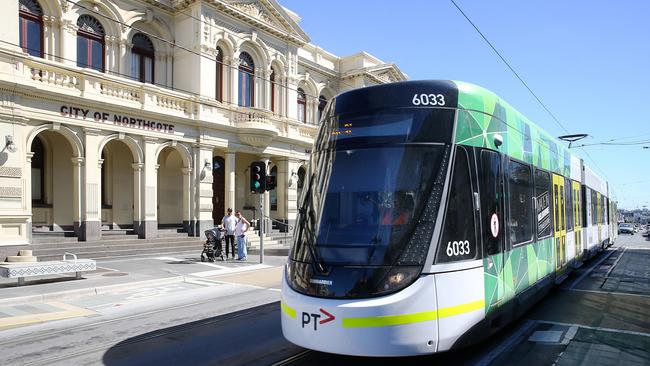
[{"xmin": 0, "ymin": 251, "xmax": 287, "ymax": 329}]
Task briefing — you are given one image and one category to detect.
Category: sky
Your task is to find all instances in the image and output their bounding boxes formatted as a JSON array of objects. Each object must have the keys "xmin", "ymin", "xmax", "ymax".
[{"xmin": 278, "ymin": 0, "xmax": 650, "ymax": 209}]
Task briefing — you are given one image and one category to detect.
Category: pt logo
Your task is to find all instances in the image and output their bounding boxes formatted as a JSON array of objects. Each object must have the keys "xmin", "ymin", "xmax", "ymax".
[{"xmin": 301, "ymin": 308, "xmax": 335, "ymax": 331}]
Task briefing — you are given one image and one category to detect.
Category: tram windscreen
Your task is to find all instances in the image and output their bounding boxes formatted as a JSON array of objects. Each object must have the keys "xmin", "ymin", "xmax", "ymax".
[{"xmin": 291, "ymin": 145, "xmax": 445, "ymax": 267}]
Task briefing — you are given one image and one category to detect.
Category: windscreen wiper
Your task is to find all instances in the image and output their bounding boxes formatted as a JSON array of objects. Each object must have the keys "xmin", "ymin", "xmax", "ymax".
[{"xmin": 296, "ymin": 177, "xmax": 327, "ymax": 274}]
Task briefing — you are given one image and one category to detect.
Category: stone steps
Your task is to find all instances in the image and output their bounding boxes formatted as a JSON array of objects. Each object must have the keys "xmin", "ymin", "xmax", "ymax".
[
  {"xmin": 33, "ymin": 241, "xmax": 203, "ymax": 262},
  {"xmin": 32, "ymin": 239, "xmax": 203, "ymax": 255}
]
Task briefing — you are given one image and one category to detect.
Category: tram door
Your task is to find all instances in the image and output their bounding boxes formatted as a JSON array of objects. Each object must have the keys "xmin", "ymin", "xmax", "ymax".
[
  {"xmin": 597, "ymin": 192, "xmax": 602, "ymax": 246},
  {"xmin": 572, "ymin": 180, "xmax": 582, "ymax": 264},
  {"xmin": 480, "ymin": 150, "xmax": 506, "ymax": 312},
  {"xmin": 552, "ymin": 174, "xmax": 566, "ymax": 270}
]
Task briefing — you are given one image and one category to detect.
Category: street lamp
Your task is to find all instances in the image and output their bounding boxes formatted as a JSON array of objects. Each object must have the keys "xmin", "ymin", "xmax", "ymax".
[
  {"xmin": 3, "ymin": 135, "xmax": 16, "ymax": 153},
  {"xmin": 558, "ymin": 133, "xmax": 588, "ymax": 148}
]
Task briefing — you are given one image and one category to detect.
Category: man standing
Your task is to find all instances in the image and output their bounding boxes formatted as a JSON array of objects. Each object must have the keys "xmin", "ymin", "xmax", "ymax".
[
  {"xmin": 234, "ymin": 211, "xmax": 250, "ymax": 261},
  {"xmin": 221, "ymin": 208, "xmax": 237, "ymax": 259}
]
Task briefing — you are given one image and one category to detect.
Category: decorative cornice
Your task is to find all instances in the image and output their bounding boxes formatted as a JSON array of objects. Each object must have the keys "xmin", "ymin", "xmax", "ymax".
[{"xmin": 229, "ymin": 2, "xmax": 281, "ymax": 29}]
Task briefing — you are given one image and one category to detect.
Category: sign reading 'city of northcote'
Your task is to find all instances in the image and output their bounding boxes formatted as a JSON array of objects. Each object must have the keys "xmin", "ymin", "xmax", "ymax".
[{"xmin": 60, "ymin": 105, "xmax": 175, "ymax": 133}]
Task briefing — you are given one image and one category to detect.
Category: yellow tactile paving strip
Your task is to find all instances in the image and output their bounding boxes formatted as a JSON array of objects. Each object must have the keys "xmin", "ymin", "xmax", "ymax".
[{"xmin": 0, "ymin": 302, "xmax": 96, "ymax": 330}]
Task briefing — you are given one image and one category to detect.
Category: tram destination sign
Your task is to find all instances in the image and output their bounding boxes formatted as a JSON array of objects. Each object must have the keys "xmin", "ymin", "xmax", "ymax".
[{"xmin": 59, "ymin": 105, "xmax": 175, "ymax": 133}]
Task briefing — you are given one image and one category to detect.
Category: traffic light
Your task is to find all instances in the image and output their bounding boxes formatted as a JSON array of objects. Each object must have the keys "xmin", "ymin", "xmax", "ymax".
[
  {"xmin": 265, "ymin": 175, "xmax": 277, "ymax": 191},
  {"xmin": 250, "ymin": 161, "xmax": 266, "ymax": 194}
]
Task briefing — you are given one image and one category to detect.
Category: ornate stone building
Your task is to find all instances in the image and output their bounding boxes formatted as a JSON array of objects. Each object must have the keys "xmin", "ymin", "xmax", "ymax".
[{"xmin": 0, "ymin": 0, "xmax": 406, "ymax": 259}]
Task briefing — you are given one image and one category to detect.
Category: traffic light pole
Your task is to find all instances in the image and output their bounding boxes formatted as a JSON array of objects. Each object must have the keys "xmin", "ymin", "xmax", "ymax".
[{"xmin": 259, "ymin": 193, "xmax": 264, "ymax": 264}]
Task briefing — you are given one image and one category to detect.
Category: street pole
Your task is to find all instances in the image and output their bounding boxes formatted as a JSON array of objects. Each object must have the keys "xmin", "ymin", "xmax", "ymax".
[{"xmin": 259, "ymin": 193, "xmax": 264, "ymax": 264}]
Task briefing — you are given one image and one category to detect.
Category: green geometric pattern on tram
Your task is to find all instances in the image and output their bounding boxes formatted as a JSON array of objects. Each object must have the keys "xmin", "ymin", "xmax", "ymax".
[
  {"xmin": 453, "ymin": 80, "xmax": 570, "ymax": 176},
  {"xmin": 455, "ymin": 81, "xmax": 567, "ymax": 313},
  {"xmin": 483, "ymin": 239, "xmax": 554, "ymax": 314}
]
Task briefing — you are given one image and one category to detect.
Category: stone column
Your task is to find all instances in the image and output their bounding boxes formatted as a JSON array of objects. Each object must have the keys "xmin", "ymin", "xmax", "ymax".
[
  {"xmin": 230, "ymin": 57, "xmax": 239, "ymax": 107},
  {"xmin": 80, "ymin": 129, "xmax": 102, "ymax": 241},
  {"xmin": 182, "ymin": 167, "xmax": 192, "ymax": 235},
  {"xmin": 141, "ymin": 138, "xmax": 158, "ymax": 238},
  {"xmin": 25, "ymin": 152, "xmax": 34, "ymax": 241},
  {"xmin": 119, "ymin": 40, "xmax": 128, "ymax": 76},
  {"xmin": 132, "ymin": 163, "xmax": 144, "ymax": 237},
  {"xmin": 286, "ymin": 76, "xmax": 298, "ymax": 121},
  {"xmin": 42, "ymin": 17, "xmax": 53, "ymax": 61},
  {"xmin": 264, "ymin": 69, "xmax": 272, "ymax": 111},
  {"xmin": 224, "ymin": 151, "xmax": 236, "ymax": 212},
  {"xmin": 71, "ymin": 157, "xmax": 84, "ymax": 239},
  {"xmin": 193, "ymin": 146, "xmax": 214, "ymax": 238},
  {"xmin": 166, "ymin": 55, "xmax": 173, "ymax": 89},
  {"xmin": 60, "ymin": 21, "xmax": 77, "ymax": 67}
]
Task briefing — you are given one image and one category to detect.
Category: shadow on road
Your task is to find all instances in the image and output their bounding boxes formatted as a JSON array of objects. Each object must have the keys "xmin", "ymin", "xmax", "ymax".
[{"xmin": 102, "ymin": 302, "xmax": 301, "ymax": 366}]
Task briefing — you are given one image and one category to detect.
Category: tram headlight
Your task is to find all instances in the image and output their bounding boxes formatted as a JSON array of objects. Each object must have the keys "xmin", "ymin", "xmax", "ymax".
[{"xmin": 376, "ymin": 266, "xmax": 420, "ymax": 294}]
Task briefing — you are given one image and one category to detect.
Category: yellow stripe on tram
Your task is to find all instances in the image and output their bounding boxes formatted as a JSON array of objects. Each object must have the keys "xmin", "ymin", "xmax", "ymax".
[
  {"xmin": 281, "ymin": 302, "xmax": 297, "ymax": 319},
  {"xmin": 341, "ymin": 299, "xmax": 485, "ymax": 329}
]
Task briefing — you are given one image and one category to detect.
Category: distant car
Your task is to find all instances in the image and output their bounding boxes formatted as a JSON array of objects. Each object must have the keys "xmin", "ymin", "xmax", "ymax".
[{"xmin": 619, "ymin": 224, "xmax": 634, "ymax": 235}]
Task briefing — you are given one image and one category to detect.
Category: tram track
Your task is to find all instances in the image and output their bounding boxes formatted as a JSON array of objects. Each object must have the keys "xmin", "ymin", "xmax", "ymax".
[{"xmin": 270, "ymin": 350, "xmax": 314, "ymax": 366}]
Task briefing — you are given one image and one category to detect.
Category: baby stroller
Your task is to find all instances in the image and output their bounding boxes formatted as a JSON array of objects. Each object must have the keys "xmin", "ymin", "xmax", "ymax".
[{"xmin": 201, "ymin": 227, "xmax": 225, "ymax": 262}]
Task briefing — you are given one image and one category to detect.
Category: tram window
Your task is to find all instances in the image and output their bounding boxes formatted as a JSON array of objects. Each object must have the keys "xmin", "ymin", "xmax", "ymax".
[
  {"xmin": 582, "ymin": 186, "xmax": 588, "ymax": 226},
  {"xmin": 507, "ymin": 160, "xmax": 533, "ymax": 246},
  {"xmin": 534, "ymin": 169, "xmax": 552, "ymax": 239},
  {"xmin": 479, "ymin": 150, "xmax": 502, "ymax": 257},
  {"xmin": 591, "ymin": 190, "xmax": 598, "ymax": 225},
  {"xmin": 436, "ymin": 146, "xmax": 478, "ymax": 263},
  {"xmin": 574, "ymin": 183, "xmax": 581, "ymax": 227},
  {"xmin": 565, "ymin": 178, "xmax": 573, "ymax": 231}
]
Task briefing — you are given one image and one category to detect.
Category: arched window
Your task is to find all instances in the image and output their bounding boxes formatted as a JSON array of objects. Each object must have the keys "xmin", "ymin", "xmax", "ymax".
[
  {"xmin": 238, "ymin": 52, "xmax": 255, "ymax": 107},
  {"xmin": 131, "ymin": 33, "xmax": 154, "ymax": 83},
  {"xmin": 215, "ymin": 46, "xmax": 224, "ymax": 102},
  {"xmin": 19, "ymin": 0, "xmax": 43, "ymax": 57},
  {"xmin": 270, "ymin": 69, "xmax": 276, "ymax": 113},
  {"xmin": 318, "ymin": 95, "xmax": 328, "ymax": 123},
  {"xmin": 297, "ymin": 88, "xmax": 306, "ymax": 123},
  {"xmin": 76, "ymin": 15, "xmax": 105, "ymax": 72}
]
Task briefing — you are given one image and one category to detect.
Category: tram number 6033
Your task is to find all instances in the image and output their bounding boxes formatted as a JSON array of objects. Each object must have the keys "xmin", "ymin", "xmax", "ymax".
[
  {"xmin": 446, "ymin": 240, "xmax": 470, "ymax": 257},
  {"xmin": 412, "ymin": 93, "xmax": 445, "ymax": 106}
]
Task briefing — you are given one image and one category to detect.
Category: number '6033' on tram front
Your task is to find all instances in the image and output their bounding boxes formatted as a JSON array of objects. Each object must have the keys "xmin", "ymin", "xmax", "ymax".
[{"xmin": 280, "ymin": 80, "xmax": 616, "ymax": 357}]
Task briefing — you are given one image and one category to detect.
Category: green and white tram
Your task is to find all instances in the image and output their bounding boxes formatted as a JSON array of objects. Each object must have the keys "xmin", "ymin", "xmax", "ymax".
[{"xmin": 280, "ymin": 80, "xmax": 616, "ymax": 356}]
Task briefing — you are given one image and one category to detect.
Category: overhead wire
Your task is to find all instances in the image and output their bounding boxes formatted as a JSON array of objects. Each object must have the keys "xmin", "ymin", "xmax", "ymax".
[{"xmin": 449, "ymin": 0, "xmax": 617, "ymax": 192}]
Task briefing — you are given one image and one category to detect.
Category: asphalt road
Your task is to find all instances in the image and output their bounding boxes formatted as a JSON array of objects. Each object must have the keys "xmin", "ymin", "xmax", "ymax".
[{"xmin": 1, "ymin": 232, "xmax": 648, "ymax": 365}]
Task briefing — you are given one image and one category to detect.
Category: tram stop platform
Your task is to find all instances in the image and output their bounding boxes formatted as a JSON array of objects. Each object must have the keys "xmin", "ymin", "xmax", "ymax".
[{"xmin": 490, "ymin": 234, "xmax": 650, "ymax": 366}]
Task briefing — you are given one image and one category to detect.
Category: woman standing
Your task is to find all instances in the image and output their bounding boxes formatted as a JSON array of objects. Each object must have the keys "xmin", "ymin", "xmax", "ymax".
[{"xmin": 234, "ymin": 211, "xmax": 250, "ymax": 261}]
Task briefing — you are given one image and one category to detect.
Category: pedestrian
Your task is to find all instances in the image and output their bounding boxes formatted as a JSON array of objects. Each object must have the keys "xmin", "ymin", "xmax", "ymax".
[
  {"xmin": 234, "ymin": 211, "xmax": 250, "ymax": 261},
  {"xmin": 221, "ymin": 208, "xmax": 237, "ymax": 259}
]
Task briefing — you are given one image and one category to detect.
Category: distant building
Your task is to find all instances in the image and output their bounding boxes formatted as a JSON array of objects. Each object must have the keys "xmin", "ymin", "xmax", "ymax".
[{"xmin": 0, "ymin": 0, "xmax": 406, "ymax": 259}]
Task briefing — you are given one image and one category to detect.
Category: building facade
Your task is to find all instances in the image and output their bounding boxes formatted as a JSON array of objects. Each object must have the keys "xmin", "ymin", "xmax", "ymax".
[{"xmin": 0, "ymin": 0, "xmax": 406, "ymax": 259}]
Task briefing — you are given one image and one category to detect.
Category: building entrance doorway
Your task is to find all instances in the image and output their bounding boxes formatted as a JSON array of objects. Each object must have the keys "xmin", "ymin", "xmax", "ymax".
[{"xmin": 30, "ymin": 131, "xmax": 76, "ymax": 235}]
